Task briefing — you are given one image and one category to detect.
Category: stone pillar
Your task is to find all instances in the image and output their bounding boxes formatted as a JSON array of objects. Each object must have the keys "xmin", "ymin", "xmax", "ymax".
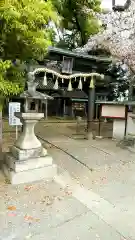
[
  {"xmin": 15, "ymin": 113, "xmax": 42, "ymax": 150},
  {"xmin": 24, "ymin": 98, "xmax": 29, "ymax": 112},
  {"xmin": 3, "ymin": 112, "xmax": 57, "ymax": 184}
]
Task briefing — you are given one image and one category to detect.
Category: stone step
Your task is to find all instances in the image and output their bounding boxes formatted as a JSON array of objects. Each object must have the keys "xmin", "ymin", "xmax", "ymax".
[
  {"xmin": 3, "ymin": 163, "xmax": 57, "ymax": 185},
  {"xmin": 5, "ymin": 153, "xmax": 53, "ymax": 172}
]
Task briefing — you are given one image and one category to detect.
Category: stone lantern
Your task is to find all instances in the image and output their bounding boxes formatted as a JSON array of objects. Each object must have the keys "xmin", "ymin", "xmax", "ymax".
[{"xmin": 3, "ymin": 71, "xmax": 56, "ymax": 184}]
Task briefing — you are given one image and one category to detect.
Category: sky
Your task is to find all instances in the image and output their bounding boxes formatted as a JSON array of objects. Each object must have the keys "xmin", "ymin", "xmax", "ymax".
[{"xmin": 101, "ymin": 0, "xmax": 127, "ymax": 10}]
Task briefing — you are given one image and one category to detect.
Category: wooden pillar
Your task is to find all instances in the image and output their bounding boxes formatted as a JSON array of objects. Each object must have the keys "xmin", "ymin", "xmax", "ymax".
[
  {"xmin": 71, "ymin": 101, "xmax": 74, "ymax": 118},
  {"xmin": 104, "ymin": 96, "xmax": 107, "ymax": 122},
  {"xmin": 95, "ymin": 103, "xmax": 99, "ymax": 121},
  {"xmin": 45, "ymin": 100, "xmax": 48, "ymax": 119},
  {"xmin": 63, "ymin": 99, "xmax": 66, "ymax": 117},
  {"xmin": 95, "ymin": 95, "xmax": 98, "ymax": 121},
  {"xmin": 35, "ymin": 100, "xmax": 38, "ymax": 112},
  {"xmin": 87, "ymin": 77, "xmax": 95, "ymax": 137},
  {"xmin": 41, "ymin": 101, "xmax": 43, "ymax": 113},
  {"xmin": 40, "ymin": 100, "xmax": 42, "ymax": 113}
]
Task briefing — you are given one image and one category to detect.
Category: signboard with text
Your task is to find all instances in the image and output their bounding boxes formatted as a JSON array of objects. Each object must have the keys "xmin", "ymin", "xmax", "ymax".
[
  {"xmin": 101, "ymin": 104, "xmax": 126, "ymax": 119},
  {"xmin": 9, "ymin": 102, "xmax": 22, "ymax": 126}
]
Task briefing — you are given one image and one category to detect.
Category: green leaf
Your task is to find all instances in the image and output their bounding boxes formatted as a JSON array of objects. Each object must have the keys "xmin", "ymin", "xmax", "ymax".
[
  {"xmin": 52, "ymin": 0, "xmax": 101, "ymax": 49},
  {"xmin": 0, "ymin": 0, "xmax": 58, "ymax": 99}
]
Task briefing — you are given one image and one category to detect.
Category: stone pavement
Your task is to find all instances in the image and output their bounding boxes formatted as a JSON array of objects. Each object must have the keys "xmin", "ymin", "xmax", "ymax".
[
  {"xmin": 0, "ymin": 123, "xmax": 135, "ymax": 239},
  {"xmin": 36, "ymin": 124, "xmax": 135, "ymax": 239},
  {"xmin": 0, "ymin": 178, "xmax": 125, "ymax": 240}
]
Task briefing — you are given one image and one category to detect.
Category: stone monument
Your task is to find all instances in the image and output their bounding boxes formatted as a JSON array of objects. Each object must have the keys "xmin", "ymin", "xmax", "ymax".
[{"xmin": 3, "ymin": 72, "xmax": 57, "ymax": 184}]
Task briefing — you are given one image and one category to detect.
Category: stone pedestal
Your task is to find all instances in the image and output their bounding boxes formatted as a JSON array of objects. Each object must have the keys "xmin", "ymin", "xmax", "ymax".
[
  {"xmin": 113, "ymin": 119, "xmax": 125, "ymax": 139},
  {"xmin": 3, "ymin": 112, "xmax": 57, "ymax": 184}
]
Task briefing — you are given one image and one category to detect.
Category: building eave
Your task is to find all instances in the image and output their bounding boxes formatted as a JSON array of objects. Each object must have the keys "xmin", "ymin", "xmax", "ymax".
[{"xmin": 48, "ymin": 46, "xmax": 112, "ymax": 63}]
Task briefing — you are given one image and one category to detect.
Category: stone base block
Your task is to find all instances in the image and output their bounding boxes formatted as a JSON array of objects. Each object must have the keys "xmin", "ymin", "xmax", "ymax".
[
  {"xmin": 11, "ymin": 146, "xmax": 47, "ymax": 160},
  {"xmin": 5, "ymin": 153, "xmax": 53, "ymax": 172},
  {"xmin": 113, "ymin": 119, "xmax": 125, "ymax": 140},
  {"xmin": 3, "ymin": 163, "xmax": 57, "ymax": 185}
]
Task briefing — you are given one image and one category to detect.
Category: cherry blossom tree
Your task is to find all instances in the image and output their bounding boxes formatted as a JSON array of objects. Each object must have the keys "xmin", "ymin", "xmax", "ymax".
[{"xmin": 76, "ymin": 0, "xmax": 135, "ymax": 73}]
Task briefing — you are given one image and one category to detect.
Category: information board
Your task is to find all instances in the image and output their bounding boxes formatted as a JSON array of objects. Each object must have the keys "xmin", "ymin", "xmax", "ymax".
[
  {"xmin": 9, "ymin": 102, "xmax": 22, "ymax": 126},
  {"xmin": 101, "ymin": 104, "xmax": 125, "ymax": 119}
]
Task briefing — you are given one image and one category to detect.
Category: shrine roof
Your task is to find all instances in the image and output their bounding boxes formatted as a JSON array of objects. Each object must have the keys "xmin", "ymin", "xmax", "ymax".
[
  {"xmin": 20, "ymin": 90, "xmax": 53, "ymax": 100},
  {"xmin": 48, "ymin": 47, "xmax": 112, "ymax": 63}
]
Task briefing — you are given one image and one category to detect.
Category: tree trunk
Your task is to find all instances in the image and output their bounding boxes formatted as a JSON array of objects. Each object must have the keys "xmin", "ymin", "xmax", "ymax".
[
  {"xmin": 73, "ymin": 11, "xmax": 86, "ymax": 46},
  {"xmin": 0, "ymin": 101, "xmax": 4, "ymax": 160},
  {"xmin": 0, "ymin": 111, "xmax": 2, "ymax": 153}
]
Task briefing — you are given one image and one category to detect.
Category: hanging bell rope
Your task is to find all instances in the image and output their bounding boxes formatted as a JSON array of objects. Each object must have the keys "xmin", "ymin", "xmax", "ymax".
[
  {"xmin": 32, "ymin": 67, "xmax": 104, "ymax": 80},
  {"xmin": 78, "ymin": 77, "xmax": 82, "ymax": 90},
  {"xmin": 53, "ymin": 77, "xmax": 59, "ymax": 90},
  {"xmin": 43, "ymin": 72, "xmax": 47, "ymax": 86},
  {"xmin": 67, "ymin": 79, "xmax": 72, "ymax": 91}
]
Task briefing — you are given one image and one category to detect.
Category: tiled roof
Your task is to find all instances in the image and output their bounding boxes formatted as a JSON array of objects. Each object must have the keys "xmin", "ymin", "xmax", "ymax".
[
  {"xmin": 20, "ymin": 90, "xmax": 53, "ymax": 100},
  {"xmin": 48, "ymin": 47, "xmax": 112, "ymax": 63},
  {"xmin": 51, "ymin": 93, "xmax": 61, "ymax": 98}
]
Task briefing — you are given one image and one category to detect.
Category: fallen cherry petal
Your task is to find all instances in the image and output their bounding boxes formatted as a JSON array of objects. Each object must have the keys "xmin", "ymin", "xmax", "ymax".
[
  {"xmin": 57, "ymin": 196, "xmax": 63, "ymax": 201},
  {"xmin": 24, "ymin": 215, "xmax": 34, "ymax": 221},
  {"xmin": 24, "ymin": 215, "xmax": 40, "ymax": 222},
  {"xmin": 8, "ymin": 212, "xmax": 17, "ymax": 217},
  {"xmin": 35, "ymin": 218, "xmax": 40, "ymax": 222},
  {"xmin": 24, "ymin": 186, "xmax": 33, "ymax": 191},
  {"xmin": 7, "ymin": 206, "xmax": 16, "ymax": 211},
  {"xmin": 46, "ymin": 201, "xmax": 53, "ymax": 206},
  {"xmin": 65, "ymin": 191, "xmax": 72, "ymax": 195}
]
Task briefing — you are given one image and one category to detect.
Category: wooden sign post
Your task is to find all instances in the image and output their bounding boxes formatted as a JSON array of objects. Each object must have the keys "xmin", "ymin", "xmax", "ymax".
[{"xmin": 9, "ymin": 102, "xmax": 22, "ymax": 139}]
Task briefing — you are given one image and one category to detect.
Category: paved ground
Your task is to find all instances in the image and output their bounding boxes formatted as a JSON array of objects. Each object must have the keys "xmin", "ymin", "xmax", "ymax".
[
  {"xmin": 36, "ymin": 123, "xmax": 135, "ymax": 240},
  {"xmin": 0, "ymin": 122, "xmax": 135, "ymax": 239},
  {"xmin": 0, "ymin": 179, "xmax": 127, "ymax": 240}
]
